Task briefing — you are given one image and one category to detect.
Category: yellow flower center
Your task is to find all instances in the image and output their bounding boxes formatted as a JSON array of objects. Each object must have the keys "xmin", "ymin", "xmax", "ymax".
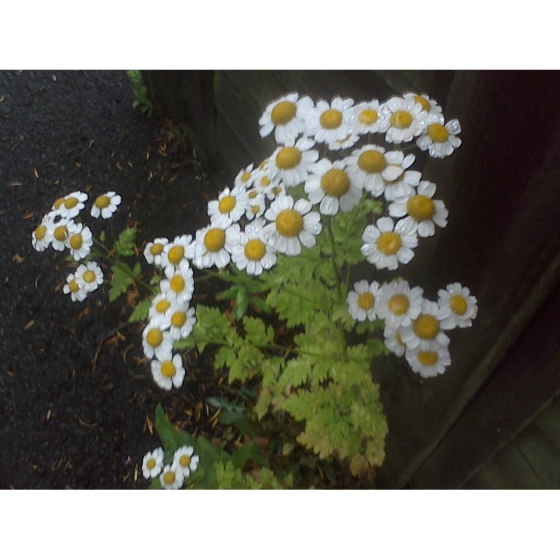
[
  {"xmin": 146, "ymin": 458, "xmax": 156, "ymax": 470},
  {"xmin": 271, "ymin": 101, "xmax": 297, "ymax": 125},
  {"xmin": 250, "ymin": 204, "xmax": 261, "ymax": 215},
  {"xmin": 204, "ymin": 228, "xmax": 226, "ymax": 252},
  {"xmin": 83, "ymin": 270, "xmax": 96, "ymax": 283},
  {"xmin": 248, "ymin": 190, "xmax": 258, "ymax": 199},
  {"xmin": 179, "ymin": 455, "xmax": 191, "ymax": 467},
  {"xmin": 388, "ymin": 294, "xmax": 409, "ymax": 315},
  {"xmin": 407, "ymin": 195, "xmax": 435, "ymax": 222},
  {"xmin": 357, "ymin": 292, "xmax": 375, "ymax": 310},
  {"xmin": 163, "ymin": 471, "xmax": 176, "ymax": 485},
  {"xmin": 244, "ymin": 238, "xmax": 266, "ymax": 261},
  {"xmin": 69, "ymin": 279, "xmax": 80, "ymax": 293},
  {"xmin": 64, "ymin": 196, "xmax": 79, "ymax": 209},
  {"xmin": 259, "ymin": 176, "xmax": 271, "ymax": 187},
  {"xmin": 155, "ymin": 299, "xmax": 171, "ymax": 313},
  {"xmin": 168, "ymin": 245, "xmax": 184, "ymax": 265},
  {"xmin": 450, "ymin": 294, "xmax": 468, "ymax": 316},
  {"xmin": 54, "ymin": 225, "xmax": 69, "ymax": 241},
  {"xmin": 358, "ymin": 109, "xmax": 378, "ymax": 125},
  {"xmin": 69, "ymin": 233, "xmax": 83, "ymax": 250},
  {"xmin": 161, "ymin": 360, "xmax": 176, "ymax": 378},
  {"xmin": 171, "ymin": 311, "xmax": 187, "ymax": 328},
  {"xmin": 376, "ymin": 232, "xmax": 402, "ymax": 255},
  {"xmin": 320, "ymin": 108, "xmax": 343, "ymax": 130},
  {"xmin": 276, "ymin": 209, "xmax": 304, "ymax": 237},
  {"xmin": 417, "ymin": 350, "xmax": 439, "ymax": 366},
  {"xmin": 390, "ymin": 110, "xmax": 413, "ymax": 129},
  {"xmin": 276, "ymin": 147, "xmax": 301, "ymax": 170},
  {"xmin": 146, "ymin": 328, "xmax": 163, "ymax": 348},
  {"xmin": 35, "ymin": 225, "xmax": 47, "ymax": 240},
  {"xmin": 170, "ymin": 275, "xmax": 185, "ymax": 293},
  {"xmin": 413, "ymin": 315, "xmax": 440, "ymax": 340},
  {"xmin": 414, "ymin": 95, "xmax": 431, "ymax": 112},
  {"xmin": 150, "ymin": 243, "xmax": 164, "ymax": 256},
  {"xmin": 321, "ymin": 169, "xmax": 350, "ymax": 197},
  {"xmin": 242, "ymin": 171, "xmax": 252, "ymax": 182},
  {"xmin": 358, "ymin": 149, "xmax": 386, "ymax": 174},
  {"xmin": 218, "ymin": 195, "xmax": 237, "ymax": 214},
  {"xmin": 427, "ymin": 123, "xmax": 449, "ymax": 143},
  {"xmin": 95, "ymin": 195, "xmax": 111, "ymax": 209},
  {"xmin": 53, "ymin": 197, "xmax": 65, "ymax": 209}
]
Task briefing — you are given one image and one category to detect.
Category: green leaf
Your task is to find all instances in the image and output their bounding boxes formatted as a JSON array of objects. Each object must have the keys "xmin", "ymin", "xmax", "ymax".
[
  {"xmin": 109, "ymin": 263, "xmax": 134, "ymax": 302},
  {"xmin": 114, "ymin": 228, "xmax": 136, "ymax": 257},
  {"xmin": 242, "ymin": 316, "xmax": 274, "ymax": 347},
  {"xmin": 234, "ymin": 286, "xmax": 249, "ymax": 320},
  {"xmin": 128, "ymin": 298, "xmax": 151, "ymax": 323}
]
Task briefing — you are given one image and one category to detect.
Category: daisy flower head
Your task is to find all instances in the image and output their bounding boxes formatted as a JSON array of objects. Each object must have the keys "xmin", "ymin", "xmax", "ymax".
[
  {"xmin": 151, "ymin": 353, "xmax": 186, "ymax": 391},
  {"xmin": 231, "ymin": 219, "xmax": 277, "ymax": 276},
  {"xmin": 51, "ymin": 191, "xmax": 88, "ymax": 220},
  {"xmin": 403, "ymin": 93, "xmax": 443, "ymax": 118},
  {"xmin": 344, "ymin": 145, "xmax": 408, "ymax": 198},
  {"xmin": 263, "ymin": 195, "xmax": 322, "ymax": 256},
  {"xmin": 50, "ymin": 217, "xmax": 75, "ymax": 252},
  {"xmin": 32, "ymin": 213, "xmax": 54, "ymax": 252},
  {"xmin": 172, "ymin": 445, "xmax": 200, "ymax": 478},
  {"xmin": 159, "ymin": 463, "xmax": 184, "ymax": 490},
  {"xmin": 383, "ymin": 96, "xmax": 428, "ymax": 144},
  {"xmin": 438, "ymin": 283, "xmax": 478, "ymax": 329},
  {"xmin": 304, "ymin": 96, "xmax": 355, "ymax": 146},
  {"xmin": 144, "ymin": 237, "xmax": 169, "ymax": 266},
  {"xmin": 405, "ymin": 340, "xmax": 451, "ymax": 379},
  {"xmin": 345, "ymin": 99, "xmax": 390, "ymax": 136},
  {"xmin": 416, "ymin": 113, "xmax": 462, "ymax": 159},
  {"xmin": 207, "ymin": 186, "xmax": 248, "ymax": 228},
  {"xmin": 234, "ymin": 163, "xmax": 256, "ymax": 191},
  {"xmin": 244, "ymin": 190, "xmax": 267, "ymax": 221},
  {"xmin": 160, "ymin": 234, "xmax": 193, "ymax": 277},
  {"xmin": 376, "ymin": 279, "xmax": 424, "ymax": 329},
  {"xmin": 75, "ymin": 261, "xmax": 104, "ymax": 293},
  {"xmin": 142, "ymin": 447, "xmax": 164, "ymax": 480},
  {"xmin": 304, "ymin": 158, "xmax": 363, "ymax": 216},
  {"xmin": 191, "ymin": 223, "xmax": 241, "ymax": 270},
  {"xmin": 383, "ymin": 324, "xmax": 407, "ymax": 357},
  {"xmin": 63, "ymin": 271, "xmax": 88, "ymax": 302},
  {"xmin": 142, "ymin": 322, "xmax": 173, "ymax": 361},
  {"xmin": 268, "ymin": 136, "xmax": 319, "ymax": 188},
  {"xmin": 361, "ymin": 216, "xmax": 418, "ymax": 271},
  {"xmin": 167, "ymin": 304, "xmax": 196, "ymax": 340},
  {"xmin": 90, "ymin": 191, "xmax": 121, "ymax": 219},
  {"xmin": 346, "ymin": 280, "xmax": 382, "ymax": 322},
  {"xmin": 381, "ymin": 153, "xmax": 422, "ymax": 202},
  {"xmin": 67, "ymin": 222, "xmax": 93, "ymax": 261},
  {"xmin": 388, "ymin": 180, "xmax": 448, "ymax": 237},
  {"xmin": 399, "ymin": 298, "xmax": 451, "ymax": 352},
  {"xmin": 259, "ymin": 92, "xmax": 314, "ymax": 145},
  {"xmin": 159, "ymin": 260, "xmax": 195, "ymax": 306}
]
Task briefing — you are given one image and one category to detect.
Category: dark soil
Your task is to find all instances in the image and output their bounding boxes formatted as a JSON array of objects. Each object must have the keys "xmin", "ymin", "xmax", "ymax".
[{"xmin": 0, "ymin": 70, "xmax": 225, "ymax": 489}]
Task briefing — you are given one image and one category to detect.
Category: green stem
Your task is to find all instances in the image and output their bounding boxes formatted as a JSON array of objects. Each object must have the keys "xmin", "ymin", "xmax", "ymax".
[{"xmin": 326, "ymin": 216, "xmax": 342, "ymax": 299}]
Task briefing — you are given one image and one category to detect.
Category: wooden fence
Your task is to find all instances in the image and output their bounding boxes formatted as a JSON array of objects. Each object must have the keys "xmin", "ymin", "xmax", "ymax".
[{"xmin": 143, "ymin": 70, "xmax": 560, "ymax": 488}]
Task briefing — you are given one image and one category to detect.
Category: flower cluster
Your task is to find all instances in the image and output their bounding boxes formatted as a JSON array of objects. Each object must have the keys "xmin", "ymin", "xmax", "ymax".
[
  {"xmin": 142, "ymin": 445, "xmax": 199, "ymax": 489},
  {"xmin": 31, "ymin": 190, "xmax": 122, "ymax": 300}
]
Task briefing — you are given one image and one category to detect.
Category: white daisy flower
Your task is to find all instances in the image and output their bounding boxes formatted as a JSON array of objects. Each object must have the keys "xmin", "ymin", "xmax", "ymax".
[
  {"xmin": 268, "ymin": 136, "xmax": 319, "ymax": 187},
  {"xmin": 438, "ymin": 283, "xmax": 478, "ymax": 329},
  {"xmin": 142, "ymin": 322, "xmax": 173, "ymax": 361},
  {"xmin": 231, "ymin": 220, "xmax": 277, "ymax": 276},
  {"xmin": 75, "ymin": 261, "xmax": 104, "ymax": 292},
  {"xmin": 382, "ymin": 154, "xmax": 422, "ymax": 202},
  {"xmin": 346, "ymin": 280, "xmax": 382, "ymax": 322},
  {"xmin": 361, "ymin": 217, "xmax": 418, "ymax": 271},
  {"xmin": 191, "ymin": 223, "xmax": 240, "ymax": 270},
  {"xmin": 403, "ymin": 93, "xmax": 443, "ymax": 118},
  {"xmin": 405, "ymin": 340, "xmax": 451, "ymax": 379},
  {"xmin": 160, "ymin": 234, "xmax": 193, "ymax": 278},
  {"xmin": 327, "ymin": 130, "xmax": 361, "ymax": 151},
  {"xmin": 159, "ymin": 463, "xmax": 184, "ymax": 490},
  {"xmin": 304, "ymin": 158, "xmax": 363, "ymax": 216},
  {"xmin": 167, "ymin": 304, "xmax": 196, "ymax": 340},
  {"xmin": 399, "ymin": 299, "xmax": 451, "ymax": 351},
  {"xmin": 345, "ymin": 99, "xmax": 390, "ymax": 136},
  {"xmin": 50, "ymin": 217, "xmax": 75, "ymax": 252},
  {"xmin": 51, "ymin": 191, "xmax": 88, "ymax": 220},
  {"xmin": 142, "ymin": 447, "xmax": 164, "ymax": 479},
  {"xmin": 383, "ymin": 96, "xmax": 428, "ymax": 144},
  {"xmin": 90, "ymin": 191, "xmax": 122, "ymax": 219},
  {"xmin": 344, "ymin": 145, "xmax": 408, "ymax": 197},
  {"xmin": 263, "ymin": 195, "xmax": 322, "ymax": 256},
  {"xmin": 388, "ymin": 180, "xmax": 448, "ymax": 237},
  {"xmin": 207, "ymin": 186, "xmax": 248, "ymax": 228},
  {"xmin": 148, "ymin": 293, "xmax": 174, "ymax": 324},
  {"xmin": 151, "ymin": 353, "xmax": 186, "ymax": 391},
  {"xmin": 304, "ymin": 96, "xmax": 355, "ymax": 146},
  {"xmin": 32, "ymin": 214, "xmax": 54, "ymax": 252},
  {"xmin": 172, "ymin": 445, "xmax": 200, "ymax": 478},
  {"xmin": 259, "ymin": 92, "xmax": 314, "ymax": 145},
  {"xmin": 376, "ymin": 280, "xmax": 424, "ymax": 329},
  {"xmin": 416, "ymin": 113, "xmax": 462, "ymax": 159},
  {"xmin": 144, "ymin": 237, "xmax": 169, "ymax": 266},
  {"xmin": 244, "ymin": 190, "xmax": 267, "ymax": 221},
  {"xmin": 67, "ymin": 222, "xmax": 93, "ymax": 261},
  {"xmin": 159, "ymin": 260, "xmax": 195, "ymax": 306},
  {"xmin": 383, "ymin": 324, "xmax": 407, "ymax": 357},
  {"xmin": 63, "ymin": 272, "xmax": 88, "ymax": 302},
  {"xmin": 234, "ymin": 163, "xmax": 256, "ymax": 191}
]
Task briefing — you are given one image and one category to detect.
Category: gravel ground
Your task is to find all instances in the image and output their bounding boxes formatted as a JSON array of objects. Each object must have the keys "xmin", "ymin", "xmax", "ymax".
[{"xmin": 0, "ymin": 70, "xmax": 222, "ymax": 489}]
